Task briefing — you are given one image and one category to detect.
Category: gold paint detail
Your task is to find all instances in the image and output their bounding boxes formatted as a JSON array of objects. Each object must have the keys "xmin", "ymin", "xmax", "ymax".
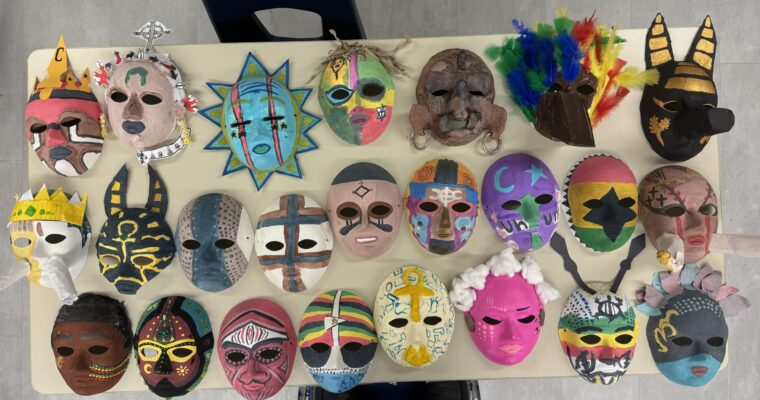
[
  {"xmin": 674, "ymin": 66, "xmax": 708, "ymax": 77},
  {"xmin": 692, "ymin": 51, "xmax": 714, "ymax": 70},
  {"xmin": 702, "ymin": 28, "xmax": 714, "ymax": 39},
  {"xmin": 696, "ymin": 39, "xmax": 715, "ymax": 54},
  {"xmin": 147, "ymin": 221, "xmax": 159, "ymax": 229},
  {"xmin": 649, "ymin": 37, "xmax": 669, "ymax": 50},
  {"xmin": 651, "ymin": 24, "xmax": 664, "ymax": 36},
  {"xmin": 704, "ymin": 16, "xmax": 712, "ymax": 28},
  {"xmin": 649, "ymin": 116, "xmax": 671, "ymax": 146},
  {"xmin": 664, "ymin": 77, "xmax": 716, "ymax": 94},
  {"xmin": 650, "ymin": 49, "xmax": 673, "ymax": 66},
  {"xmin": 653, "ymin": 309, "xmax": 679, "ymax": 352},
  {"xmin": 655, "ymin": 14, "xmax": 663, "ymax": 23},
  {"xmin": 700, "ymin": 136, "xmax": 711, "ymax": 145}
]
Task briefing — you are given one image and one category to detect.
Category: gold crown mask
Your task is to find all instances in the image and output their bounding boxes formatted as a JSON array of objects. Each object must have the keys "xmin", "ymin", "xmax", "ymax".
[
  {"xmin": 32, "ymin": 35, "xmax": 93, "ymax": 101},
  {"xmin": 9, "ymin": 185, "xmax": 88, "ymax": 226}
]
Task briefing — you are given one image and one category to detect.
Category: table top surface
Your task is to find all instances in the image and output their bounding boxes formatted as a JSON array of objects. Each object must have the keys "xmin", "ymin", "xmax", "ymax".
[{"xmin": 27, "ymin": 27, "xmax": 724, "ymax": 394}]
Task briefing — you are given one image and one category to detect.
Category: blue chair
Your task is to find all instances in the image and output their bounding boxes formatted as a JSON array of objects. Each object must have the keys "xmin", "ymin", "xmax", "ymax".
[{"xmin": 201, "ymin": 0, "xmax": 366, "ymax": 42}]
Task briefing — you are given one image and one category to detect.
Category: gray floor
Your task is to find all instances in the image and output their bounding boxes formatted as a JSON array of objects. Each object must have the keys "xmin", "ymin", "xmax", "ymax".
[{"xmin": 1, "ymin": 0, "xmax": 758, "ymax": 398}]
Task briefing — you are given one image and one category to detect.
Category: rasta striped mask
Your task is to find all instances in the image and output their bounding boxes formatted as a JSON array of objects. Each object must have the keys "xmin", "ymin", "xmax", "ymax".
[
  {"xmin": 254, "ymin": 194, "xmax": 333, "ymax": 293},
  {"xmin": 96, "ymin": 164, "xmax": 175, "ymax": 294},
  {"xmin": 298, "ymin": 290, "xmax": 377, "ymax": 393}
]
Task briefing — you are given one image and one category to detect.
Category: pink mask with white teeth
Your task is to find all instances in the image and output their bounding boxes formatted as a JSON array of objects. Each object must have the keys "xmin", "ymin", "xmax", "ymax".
[{"xmin": 450, "ymin": 248, "xmax": 559, "ymax": 365}]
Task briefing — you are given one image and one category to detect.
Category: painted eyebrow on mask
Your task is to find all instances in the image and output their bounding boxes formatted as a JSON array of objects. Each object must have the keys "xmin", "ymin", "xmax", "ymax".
[
  {"xmin": 516, "ymin": 306, "xmax": 531, "ymax": 311},
  {"xmin": 575, "ymin": 326, "xmax": 603, "ymax": 333},
  {"xmin": 80, "ymin": 332, "xmax": 111, "ymax": 340},
  {"xmin": 53, "ymin": 334, "xmax": 74, "ymax": 340},
  {"xmin": 615, "ymin": 326, "xmax": 635, "ymax": 332}
]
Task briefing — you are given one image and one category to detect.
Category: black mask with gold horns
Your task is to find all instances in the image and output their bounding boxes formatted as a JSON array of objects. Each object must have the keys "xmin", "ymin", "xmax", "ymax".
[
  {"xmin": 641, "ymin": 14, "xmax": 734, "ymax": 161},
  {"xmin": 96, "ymin": 164, "xmax": 175, "ymax": 294}
]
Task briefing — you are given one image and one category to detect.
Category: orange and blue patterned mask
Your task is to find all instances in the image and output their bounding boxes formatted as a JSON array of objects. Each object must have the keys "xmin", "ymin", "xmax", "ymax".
[
  {"xmin": 298, "ymin": 290, "xmax": 377, "ymax": 393},
  {"xmin": 96, "ymin": 164, "xmax": 175, "ymax": 294}
]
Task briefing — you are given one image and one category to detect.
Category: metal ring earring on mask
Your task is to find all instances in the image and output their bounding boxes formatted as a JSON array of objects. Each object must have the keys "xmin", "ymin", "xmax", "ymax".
[
  {"xmin": 410, "ymin": 129, "xmax": 429, "ymax": 150},
  {"xmin": 481, "ymin": 131, "xmax": 502, "ymax": 155}
]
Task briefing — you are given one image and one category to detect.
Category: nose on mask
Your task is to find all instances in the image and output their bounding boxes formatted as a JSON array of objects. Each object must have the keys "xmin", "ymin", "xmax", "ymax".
[
  {"xmin": 676, "ymin": 107, "xmax": 734, "ymax": 138},
  {"xmin": 535, "ymin": 91, "xmax": 594, "ymax": 147}
]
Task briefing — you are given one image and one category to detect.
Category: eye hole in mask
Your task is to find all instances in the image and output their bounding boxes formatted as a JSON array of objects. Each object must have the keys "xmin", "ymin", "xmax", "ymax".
[
  {"xmin": 576, "ymin": 84, "xmax": 596, "ymax": 95},
  {"xmin": 483, "ymin": 316, "xmax": 501, "ymax": 325},
  {"xmin": 418, "ymin": 201, "xmax": 439, "ymax": 213},
  {"xmin": 369, "ymin": 202, "xmax": 392, "ymax": 219},
  {"xmin": 133, "ymin": 255, "xmax": 153, "ymax": 266},
  {"xmin": 311, "ymin": 343, "xmax": 330, "ymax": 353},
  {"xmin": 389, "ymin": 318, "xmax": 408, "ymax": 328},
  {"xmin": 707, "ymin": 337, "xmax": 725, "ymax": 347},
  {"xmin": 658, "ymin": 100, "xmax": 684, "ymax": 113},
  {"xmin": 704, "ymin": 104, "xmax": 716, "ymax": 109},
  {"xmin": 326, "ymin": 86, "xmax": 353, "ymax": 105},
  {"xmin": 258, "ymin": 348, "xmax": 281, "ymax": 362},
  {"xmin": 360, "ymin": 82, "xmax": 385, "ymax": 98},
  {"xmin": 266, "ymin": 241, "xmax": 285, "ymax": 251},
  {"xmin": 215, "ymin": 239, "xmax": 235, "ymax": 249},
  {"xmin": 618, "ymin": 197, "xmax": 636, "ymax": 208},
  {"xmin": 172, "ymin": 348, "xmax": 194, "ymax": 358},
  {"xmin": 30, "ymin": 123, "xmax": 47, "ymax": 134},
  {"xmin": 451, "ymin": 202, "xmax": 472, "ymax": 213},
  {"xmin": 226, "ymin": 350, "xmax": 247, "ymax": 365},
  {"xmin": 57, "ymin": 346, "xmax": 74, "ymax": 357},
  {"xmin": 583, "ymin": 199, "xmax": 604, "ymax": 209},
  {"xmin": 616, "ymin": 334, "xmax": 634, "ymax": 345},
  {"xmin": 13, "ymin": 237, "xmax": 32, "ymax": 248},
  {"xmin": 100, "ymin": 255, "xmax": 120, "ymax": 267},
  {"xmin": 110, "ymin": 91, "xmax": 128, "ymax": 103},
  {"xmin": 699, "ymin": 204, "xmax": 718, "ymax": 216},
  {"xmin": 548, "ymin": 83, "xmax": 563, "ymax": 93},
  {"xmin": 424, "ymin": 316, "xmax": 442, "ymax": 325},
  {"xmin": 535, "ymin": 194, "xmax": 553, "ymax": 205},
  {"xmin": 88, "ymin": 345, "xmax": 109, "ymax": 355},
  {"xmin": 502, "ymin": 200, "xmax": 521, "ymax": 210},
  {"xmin": 671, "ymin": 336, "xmax": 693, "ymax": 346},
  {"xmin": 343, "ymin": 342, "xmax": 363, "ymax": 352},
  {"xmin": 141, "ymin": 94, "xmax": 162, "ymax": 105},
  {"xmin": 140, "ymin": 347, "xmax": 159, "ymax": 359},
  {"xmin": 580, "ymin": 335, "xmax": 601, "ymax": 345},
  {"xmin": 662, "ymin": 205, "xmax": 687, "ymax": 217},
  {"xmin": 183, "ymin": 239, "xmax": 201, "ymax": 250},
  {"xmin": 60, "ymin": 117, "xmax": 81, "ymax": 128},
  {"xmin": 338, "ymin": 203, "xmax": 361, "ymax": 220},
  {"xmin": 517, "ymin": 315, "xmax": 536, "ymax": 324},
  {"xmin": 432, "ymin": 89, "xmax": 449, "ymax": 96},
  {"xmin": 298, "ymin": 239, "xmax": 317, "ymax": 249},
  {"xmin": 44, "ymin": 234, "xmax": 66, "ymax": 244},
  {"xmin": 470, "ymin": 90, "xmax": 484, "ymax": 96}
]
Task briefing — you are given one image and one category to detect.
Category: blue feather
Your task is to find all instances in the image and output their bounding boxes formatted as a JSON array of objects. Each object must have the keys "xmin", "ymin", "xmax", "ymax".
[{"xmin": 556, "ymin": 32, "xmax": 582, "ymax": 81}]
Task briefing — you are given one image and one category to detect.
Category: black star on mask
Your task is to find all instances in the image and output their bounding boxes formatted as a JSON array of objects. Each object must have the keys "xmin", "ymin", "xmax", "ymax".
[{"xmin": 582, "ymin": 187, "xmax": 636, "ymax": 242}]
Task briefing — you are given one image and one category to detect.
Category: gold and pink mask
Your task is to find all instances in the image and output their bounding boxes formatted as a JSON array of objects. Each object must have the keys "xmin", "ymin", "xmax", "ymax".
[
  {"xmin": 450, "ymin": 248, "xmax": 559, "ymax": 365},
  {"xmin": 638, "ymin": 166, "xmax": 718, "ymax": 264},
  {"xmin": 218, "ymin": 298, "xmax": 296, "ymax": 400},
  {"xmin": 26, "ymin": 35, "xmax": 104, "ymax": 177},
  {"xmin": 404, "ymin": 159, "xmax": 479, "ymax": 255},
  {"xmin": 94, "ymin": 21, "xmax": 197, "ymax": 165},
  {"xmin": 327, "ymin": 162, "xmax": 401, "ymax": 259}
]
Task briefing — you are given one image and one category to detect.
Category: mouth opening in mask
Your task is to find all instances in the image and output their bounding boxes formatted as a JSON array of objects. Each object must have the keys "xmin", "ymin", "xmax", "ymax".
[{"xmin": 122, "ymin": 120, "xmax": 146, "ymax": 134}]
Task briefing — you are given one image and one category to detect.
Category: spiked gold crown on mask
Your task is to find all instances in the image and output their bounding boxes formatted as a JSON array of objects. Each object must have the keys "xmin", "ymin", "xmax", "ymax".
[
  {"xmin": 9, "ymin": 185, "xmax": 87, "ymax": 226},
  {"xmin": 32, "ymin": 35, "xmax": 94, "ymax": 101}
]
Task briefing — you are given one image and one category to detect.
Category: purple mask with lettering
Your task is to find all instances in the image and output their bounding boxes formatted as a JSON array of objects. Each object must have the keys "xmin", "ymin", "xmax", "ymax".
[{"xmin": 482, "ymin": 154, "xmax": 560, "ymax": 252}]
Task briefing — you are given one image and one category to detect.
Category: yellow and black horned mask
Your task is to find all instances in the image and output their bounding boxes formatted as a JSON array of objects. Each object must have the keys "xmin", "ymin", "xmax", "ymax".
[
  {"xmin": 96, "ymin": 164, "xmax": 175, "ymax": 294},
  {"xmin": 640, "ymin": 14, "xmax": 734, "ymax": 161}
]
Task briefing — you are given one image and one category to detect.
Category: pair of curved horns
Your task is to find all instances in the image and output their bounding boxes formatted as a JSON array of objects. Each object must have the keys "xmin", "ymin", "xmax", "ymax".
[
  {"xmin": 645, "ymin": 14, "xmax": 716, "ymax": 75},
  {"xmin": 103, "ymin": 164, "xmax": 168, "ymax": 217}
]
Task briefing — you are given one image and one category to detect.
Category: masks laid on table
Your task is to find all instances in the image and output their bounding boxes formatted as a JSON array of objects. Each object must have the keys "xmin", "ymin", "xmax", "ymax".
[
  {"xmin": 487, "ymin": 13, "xmax": 654, "ymax": 147},
  {"xmin": 636, "ymin": 264, "xmax": 750, "ymax": 387},
  {"xmin": 374, "ymin": 265, "xmax": 455, "ymax": 368},
  {"xmin": 641, "ymin": 14, "xmax": 733, "ymax": 161},
  {"xmin": 218, "ymin": 298, "xmax": 296, "ymax": 400},
  {"xmin": 327, "ymin": 162, "xmax": 402, "ymax": 259},
  {"xmin": 316, "ymin": 39, "xmax": 410, "ymax": 145},
  {"xmin": 176, "ymin": 193, "xmax": 253, "ymax": 292},
  {"xmin": 199, "ymin": 52, "xmax": 321, "ymax": 190},
  {"xmin": 95, "ymin": 21, "xmax": 197, "ymax": 165},
  {"xmin": 563, "ymin": 154, "xmax": 638, "ymax": 252},
  {"xmin": 481, "ymin": 153, "xmax": 560, "ymax": 252},
  {"xmin": 135, "ymin": 296, "xmax": 214, "ymax": 397},
  {"xmin": 410, "ymin": 48, "xmax": 506, "ymax": 152},
  {"xmin": 551, "ymin": 234, "xmax": 646, "ymax": 384},
  {"xmin": 26, "ymin": 35, "xmax": 104, "ymax": 177},
  {"xmin": 299, "ymin": 290, "xmax": 377, "ymax": 393},
  {"xmin": 3, "ymin": 185, "xmax": 90, "ymax": 305},
  {"xmin": 51, "ymin": 293, "xmax": 132, "ymax": 396},
  {"xmin": 96, "ymin": 164, "xmax": 175, "ymax": 295},
  {"xmin": 255, "ymin": 194, "xmax": 333, "ymax": 292},
  {"xmin": 449, "ymin": 247, "xmax": 559, "ymax": 365},
  {"xmin": 404, "ymin": 159, "xmax": 479, "ymax": 255}
]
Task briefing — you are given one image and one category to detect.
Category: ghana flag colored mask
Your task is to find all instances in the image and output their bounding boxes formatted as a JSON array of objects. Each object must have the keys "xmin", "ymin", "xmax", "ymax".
[
  {"xmin": 135, "ymin": 296, "xmax": 214, "ymax": 397},
  {"xmin": 482, "ymin": 153, "xmax": 560, "ymax": 252},
  {"xmin": 552, "ymin": 234, "xmax": 646, "ymax": 385},
  {"xmin": 404, "ymin": 159, "xmax": 479, "ymax": 255},
  {"xmin": 299, "ymin": 290, "xmax": 377, "ymax": 393},
  {"xmin": 51, "ymin": 294, "xmax": 132, "ymax": 396},
  {"xmin": 218, "ymin": 298, "xmax": 296, "ymax": 400},
  {"xmin": 563, "ymin": 154, "xmax": 638, "ymax": 252},
  {"xmin": 636, "ymin": 264, "xmax": 749, "ymax": 387},
  {"xmin": 315, "ymin": 38, "xmax": 410, "ymax": 145},
  {"xmin": 26, "ymin": 35, "xmax": 104, "ymax": 177},
  {"xmin": 374, "ymin": 265, "xmax": 455, "ymax": 368},
  {"xmin": 641, "ymin": 14, "xmax": 733, "ymax": 161}
]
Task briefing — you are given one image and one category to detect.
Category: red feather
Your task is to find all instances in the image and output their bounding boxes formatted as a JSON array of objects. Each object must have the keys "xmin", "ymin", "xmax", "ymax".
[{"xmin": 593, "ymin": 87, "xmax": 630, "ymax": 127}]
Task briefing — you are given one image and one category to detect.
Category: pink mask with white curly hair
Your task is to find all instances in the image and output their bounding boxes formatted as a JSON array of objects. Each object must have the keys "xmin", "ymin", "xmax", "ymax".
[{"xmin": 450, "ymin": 248, "xmax": 559, "ymax": 365}]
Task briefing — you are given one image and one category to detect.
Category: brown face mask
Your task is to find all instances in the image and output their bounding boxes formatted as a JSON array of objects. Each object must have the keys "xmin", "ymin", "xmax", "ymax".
[
  {"xmin": 51, "ymin": 294, "xmax": 132, "ymax": 396},
  {"xmin": 534, "ymin": 72, "xmax": 598, "ymax": 147},
  {"xmin": 410, "ymin": 49, "xmax": 506, "ymax": 147}
]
